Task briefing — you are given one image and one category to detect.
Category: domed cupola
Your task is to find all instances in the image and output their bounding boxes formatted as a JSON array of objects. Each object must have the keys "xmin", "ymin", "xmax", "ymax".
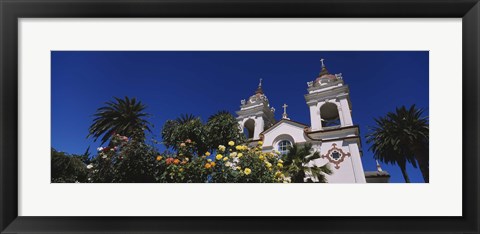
[
  {"xmin": 247, "ymin": 78, "xmax": 269, "ymax": 104},
  {"xmin": 313, "ymin": 58, "xmax": 339, "ymax": 86}
]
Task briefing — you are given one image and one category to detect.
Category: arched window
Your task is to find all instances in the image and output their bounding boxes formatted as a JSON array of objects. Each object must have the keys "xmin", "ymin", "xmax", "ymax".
[
  {"xmin": 320, "ymin": 103, "xmax": 341, "ymax": 128},
  {"xmin": 277, "ymin": 140, "xmax": 292, "ymax": 155},
  {"xmin": 243, "ymin": 119, "xmax": 255, "ymax": 139}
]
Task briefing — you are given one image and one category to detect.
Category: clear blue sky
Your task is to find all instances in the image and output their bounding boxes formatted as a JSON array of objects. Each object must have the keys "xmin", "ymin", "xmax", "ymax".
[{"xmin": 52, "ymin": 51, "xmax": 429, "ymax": 183}]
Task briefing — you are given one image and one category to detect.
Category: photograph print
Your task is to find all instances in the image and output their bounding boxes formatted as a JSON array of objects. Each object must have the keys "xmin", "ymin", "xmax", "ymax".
[{"xmin": 51, "ymin": 51, "xmax": 429, "ymax": 183}]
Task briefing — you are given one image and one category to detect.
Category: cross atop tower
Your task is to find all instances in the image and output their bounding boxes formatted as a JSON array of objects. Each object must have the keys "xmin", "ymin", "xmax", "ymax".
[
  {"xmin": 282, "ymin": 103, "xmax": 289, "ymax": 119},
  {"xmin": 255, "ymin": 78, "xmax": 264, "ymax": 94},
  {"xmin": 320, "ymin": 58, "xmax": 325, "ymax": 68},
  {"xmin": 318, "ymin": 58, "xmax": 330, "ymax": 77}
]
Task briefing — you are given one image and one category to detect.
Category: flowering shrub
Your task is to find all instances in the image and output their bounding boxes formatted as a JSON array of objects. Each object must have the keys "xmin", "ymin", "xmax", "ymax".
[
  {"xmin": 82, "ymin": 133, "xmax": 327, "ymax": 183},
  {"xmin": 87, "ymin": 132, "xmax": 157, "ymax": 183},
  {"xmin": 152, "ymin": 140, "xmax": 287, "ymax": 183}
]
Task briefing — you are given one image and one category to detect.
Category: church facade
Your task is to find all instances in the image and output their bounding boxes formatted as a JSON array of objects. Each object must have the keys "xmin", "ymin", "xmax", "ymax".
[{"xmin": 236, "ymin": 59, "xmax": 390, "ymax": 183}]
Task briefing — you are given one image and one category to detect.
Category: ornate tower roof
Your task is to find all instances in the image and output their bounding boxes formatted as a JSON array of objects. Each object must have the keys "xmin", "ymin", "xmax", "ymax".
[
  {"xmin": 307, "ymin": 58, "xmax": 343, "ymax": 88},
  {"xmin": 243, "ymin": 78, "xmax": 270, "ymax": 105}
]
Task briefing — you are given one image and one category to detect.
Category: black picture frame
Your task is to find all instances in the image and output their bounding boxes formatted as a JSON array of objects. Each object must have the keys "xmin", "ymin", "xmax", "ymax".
[{"xmin": 1, "ymin": 0, "xmax": 478, "ymax": 233}]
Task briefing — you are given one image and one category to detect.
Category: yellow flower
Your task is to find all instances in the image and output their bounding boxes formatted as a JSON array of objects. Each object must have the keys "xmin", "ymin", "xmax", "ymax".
[
  {"xmin": 216, "ymin": 154, "xmax": 223, "ymax": 160},
  {"xmin": 228, "ymin": 141, "xmax": 235, "ymax": 146},
  {"xmin": 211, "ymin": 161, "xmax": 216, "ymax": 167},
  {"xmin": 275, "ymin": 171, "xmax": 283, "ymax": 177},
  {"xmin": 205, "ymin": 152, "xmax": 211, "ymax": 156},
  {"xmin": 236, "ymin": 166, "xmax": 241, "ymax": 170},
  {"xmin": 230, "ymin": 152, "xmax": 237, "ymax": 157},
  {"xmin": 259, "ymin": 155, "xmax": 265, "ymax": 160},
  {"xmin": 244, "ymin": 168, "xmax": 251, "ymax": 175},
  {"xmin": 237, "ymin": 145, "xmax": 248, "ymax": 151},
  {"xmin": 223, "ymin": 157, "xmax": 228, "ymax": 161},
  {"xmin": 238, "ymin": 153, "xmax": 243, "ymax": 158},
  {"xmin": 156, "ymin": 155, "xmax": 163, "ymax": 161},
  {"xmin": 258, "ymin": 141, "xmax": 263, "ymax": 146},
  {"xmin": 179, "ymin": 168, "xmax": 184, "ymax": 172},
  {"xmin": 205, "ymin": 163, "xmax": 211, "ymax": 169},
  {"xmin": 277, "ymin": 163, "xmax": 283, "ymax": 168},
  {"xmin": 278, "ymin": 159, "xmax": 284, "ymax": 163},
  {"xmin": 207, "ymin": 159, "xmax": 212, "ymax": 162},
  {"xmin": 218, "ymin": 145, "xmax": 226, "ymax": 152},
  {"xmin": 266, "ymin": 162, "xmax": 272, "ymax": 168}
]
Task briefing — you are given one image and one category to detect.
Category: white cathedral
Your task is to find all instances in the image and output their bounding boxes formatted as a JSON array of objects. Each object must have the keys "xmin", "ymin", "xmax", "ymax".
[{"xmin": 236, "ymin": 59, "xmax": 390, "ymax": 183}]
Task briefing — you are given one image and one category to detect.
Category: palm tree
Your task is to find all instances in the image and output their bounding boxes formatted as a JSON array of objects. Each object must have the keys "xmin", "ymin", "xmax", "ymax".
[
  {"xmin": 88, "ymin": 96, "xmax": 151, "ymax": 144},
  {"xmin": 283, "ymin": 143, "xmax": 332, "ymax": 183},
  {"xmin": 367, "ymin": 105, "xmax": 429, "ymax": 183}
]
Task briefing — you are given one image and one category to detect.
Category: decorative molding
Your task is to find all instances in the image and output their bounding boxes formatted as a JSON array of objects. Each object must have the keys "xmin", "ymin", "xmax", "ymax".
[{"xmin": 321, "ymin": 143, "xmax": 351, "ymax": 169}]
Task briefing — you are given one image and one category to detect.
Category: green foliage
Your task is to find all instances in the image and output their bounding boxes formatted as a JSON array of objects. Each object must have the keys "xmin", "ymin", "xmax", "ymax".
[
  {"xmin": 51, "ymin": 148, "xmax": 88, "ymax": 183},
  {"xmin": 366, "ymin": 105, "xmax": 429, "ymax": 183},
  {"xmin": 161, "ymin": 111, "xmax": 245, "ymax": 156},
  {"xmin": 88, "ymin": 96, "xmax": 152, "ymax": 145},
  {"xmin": 205, "ymin": 110, "xmax": 246, "ymax": 152},
  {"xmin": 161, "ymin": 114, "xmax": 208, "ymax": 155},
  {"xmin": 283, "ymin": 143, "xmax": 332, "ymax": 183}
]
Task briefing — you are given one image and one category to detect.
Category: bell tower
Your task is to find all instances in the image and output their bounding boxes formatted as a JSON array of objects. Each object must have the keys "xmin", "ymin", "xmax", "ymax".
[
  {"xmin": 305, "ymin": 59, "xmax": 354, "ymax": 131},
  {"xmin": 304, "ymin": 59, "xmax": 366, "ymax": 183},
  {"xmin": 236, "ymin": 79, "xmax": 276, "ymax": 140}
]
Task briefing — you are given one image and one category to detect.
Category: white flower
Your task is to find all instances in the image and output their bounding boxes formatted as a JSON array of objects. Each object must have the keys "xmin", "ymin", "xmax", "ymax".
[
  {"xmin": 230, "ymin": 152, "xmax": 237, "ymax": 157},
  {"xmin": 86, "ymin": 164, "xmax": 93, "ymax": 169},
  {"xmin": 110, "ymin": 148, "xmax": 115, "ymax": 151},
  {"xmin": 102, "ymin": 155, "xmax": 107, "ymax": 159},
  {"xmin": 97, "ymin": 147, "xmax": 104, "ymax": 152}
]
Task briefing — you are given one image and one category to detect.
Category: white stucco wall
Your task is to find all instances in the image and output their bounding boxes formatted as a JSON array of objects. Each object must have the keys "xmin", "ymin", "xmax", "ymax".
[{"xmin": 310, "ymin": 140, "xmax": 366, "ymax": 183}]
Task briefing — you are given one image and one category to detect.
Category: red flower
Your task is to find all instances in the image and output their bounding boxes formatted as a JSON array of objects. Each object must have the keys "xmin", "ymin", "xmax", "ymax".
[{"xmin": 166, "ymin": 158, "xmax": 175, "ymax": 165}]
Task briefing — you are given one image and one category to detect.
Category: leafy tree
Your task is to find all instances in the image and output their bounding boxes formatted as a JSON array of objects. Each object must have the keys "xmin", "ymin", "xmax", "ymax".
[
  {"xmin": 283, "ymin": 143, "xmax": 332, "ymax": 183},
  {"xmin": 88, "ymin": 96, "xmax": 151, "ymax": 145},
  {"xmin": 205, "ymin": 110, "xmax": 245, "ymax": 151},
  {"xmin": 367, "ymin": 105, "xmax": 428, "ymax": 182},
  {"xmin": 51, "ymin": 148, "xmax": 88, "ymax": 183},
  {"xmin": 161, "ymin": 114, "xmax": 208, "ymax": 156}
]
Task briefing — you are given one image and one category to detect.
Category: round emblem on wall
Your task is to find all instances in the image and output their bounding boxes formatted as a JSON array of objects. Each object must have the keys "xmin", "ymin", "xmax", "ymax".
[{"xmin": 321, "ymin": 143, "xmax": 351, "ymax": 169}]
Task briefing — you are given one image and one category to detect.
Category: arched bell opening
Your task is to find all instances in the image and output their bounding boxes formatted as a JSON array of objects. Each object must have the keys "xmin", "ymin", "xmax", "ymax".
[{"xmin": 320, "ymin": 103, "xmax": 341, "ymax": 128}]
